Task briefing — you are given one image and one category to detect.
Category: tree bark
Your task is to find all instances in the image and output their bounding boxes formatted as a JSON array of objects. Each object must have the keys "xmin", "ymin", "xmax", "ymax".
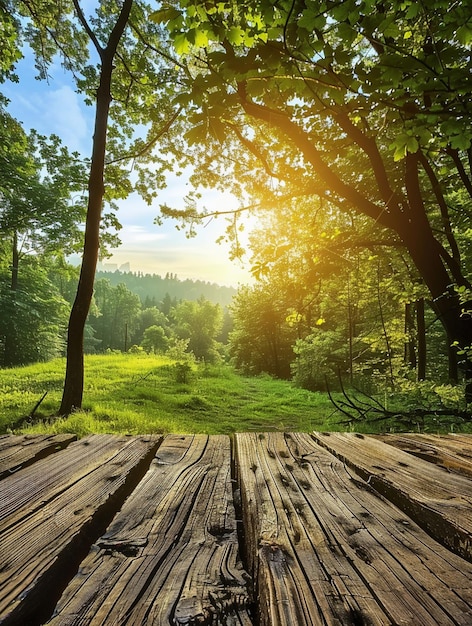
[
  {"xmin": 416, "ymin": 298, "xmax": 426, "ymax": 382},
  {"xmin": 59, "ymin": 0, "xmax": 133, "ymax": 415},
  {"xmin": 404, "ymin": 302, "xmax": 417, "ymax": 370},
  {"xmin": 3, "ymin": 232, "xmax": 20, "ymax": 366}
]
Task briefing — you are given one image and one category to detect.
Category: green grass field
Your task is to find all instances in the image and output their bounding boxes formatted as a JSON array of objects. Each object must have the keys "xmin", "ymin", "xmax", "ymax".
[
  {"xmin": 0, "ymin": 353, "xmax": 343, "ymax": 436},
  {"xmin": 2, "ymin": 353, "xmax": 469, "ymax": 437}
]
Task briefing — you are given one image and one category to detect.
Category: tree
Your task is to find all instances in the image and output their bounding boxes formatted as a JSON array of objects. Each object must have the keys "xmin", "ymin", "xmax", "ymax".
[
  {"xmin": 13, "ymin": 0, "xmax": 182, "ymax": 413},
  {"xmin": 0, "ymin": 1, "xmax": 21, "ymax": 82},
  {"xmin": 142, "ymin": 324, "xmax": 169, "ymax": 353},
  {"xmin": 173, "ymin": 296, "xmax": 223, "ymax": 362},
  {"xmin": 0, "ymin": 256, "xmax": 69, "ymax": 365},
  {"xmin": 229, "ymin": 284, "xmax": 296, "ymax": 377},
  {"xmin": 156, "ymin": 0, "xmax": 472, "ymax": 401},
  {"xmin": 132, "ymin": 306, "xmax": 170, "ymax": 346},
  {"xmin": 88, "ymin": 279, "xmax": 141, "ymax": 351},
  {"xmin": 0, "ymin": 107, "xmax": 87, "ymax": 365}
]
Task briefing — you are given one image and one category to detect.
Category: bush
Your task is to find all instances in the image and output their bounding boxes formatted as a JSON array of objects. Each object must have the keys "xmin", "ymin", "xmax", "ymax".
[{"xmin": 291, "ymin": 330, "xmax": 345, "ymax": 391}]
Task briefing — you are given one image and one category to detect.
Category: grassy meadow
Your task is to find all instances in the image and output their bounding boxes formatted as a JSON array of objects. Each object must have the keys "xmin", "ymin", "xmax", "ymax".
[{"xmin": 0, "ymin": 353, "xmax": 343, "ymax": 437}]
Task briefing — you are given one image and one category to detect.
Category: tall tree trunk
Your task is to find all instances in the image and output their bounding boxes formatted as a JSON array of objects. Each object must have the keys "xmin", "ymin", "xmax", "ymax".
[
  {"xmin": 404, "ymin": 302, "xmax": 417, "ymax": 370},
  {"xmin": 416, "ymin": 298, "xmax": 426, "ymax": 381},
  {"xmin": 401, "ymin": 217, "xmax": 472, "ymax": 398},
  {"xmin": 59, "ymin": 72, "xmax": 111, "ymax": 414},
  {"xmin": 3, "ymin": 232, "xmax": 19, "ymax": 366},
  {"xmin": 59, "ymin": 0, "xmax": 133, "ymax": 415},
  {"xmin": 10, "ymin": 231, "xmax": 18, "ymax": 292},
  {"xmin": 376, "ymin": 262, "xmax": 395, "ymax": 388}
]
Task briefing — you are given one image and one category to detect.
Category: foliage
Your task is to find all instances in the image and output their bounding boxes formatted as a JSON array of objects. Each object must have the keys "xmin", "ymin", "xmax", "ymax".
[
  {"xmin": 172, "ymin": 296, "xmax": 224, "ymax": 363},
  {"xmin": 229, "ymin": 201, "xmax": 441, "ymax": 393},
  {"xmin": 229, "ymin": 283, "xmax": 296, "ymax": 377},
  {"xmin": 0, "ymin": 258, "xmax": 69, "ymax": 366},
  {"xmin": 153, "ymin": 0, "xmax": 472, "ymax": 403},
  {"xmin": 95, "ymin": 269, "xmax": 236, "ymax": 308},
  {"xmin": 0, "ymin": 108, "xmax": 88, "ymax": 363},
  {"xmin": 142, "ymin": 325, "xmax": 169, "ymax": 353},
  {"xmin": 88, "ymin": 279, "xmax": 142, "ymax": 352},
  {"xmin": 292, "ymin": 330, "xmax": 346, "ymax": 392},
  {"xmin": 0, "ymin": 0, "xmax": 22, "ymax": 82},
  {"xmin": 0, "ymin": 108, "xmax": 87, "ymax": 254},
  {"xmin": 0, "ymin": 107, "xmax": 88, "ymax": 367}
]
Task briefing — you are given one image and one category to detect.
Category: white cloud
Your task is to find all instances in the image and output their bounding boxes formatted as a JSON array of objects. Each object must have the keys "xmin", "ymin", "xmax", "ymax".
[
  {"xmin": 6, "ymin": 77, "xmax": 91, "ymax": 155},
  {"xmin": 119, "ymin": 227, "xmax": 168, "ymax": 244},
  {"xmin": 39, "ymin": 86, "xmax": 91, "ymax": 154}
]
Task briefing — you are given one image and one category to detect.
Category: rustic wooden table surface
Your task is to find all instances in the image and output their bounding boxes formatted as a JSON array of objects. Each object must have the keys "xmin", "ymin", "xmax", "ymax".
[{"xmin": 0, "ymin": 431, "xmax": 471, "ymax": 625}]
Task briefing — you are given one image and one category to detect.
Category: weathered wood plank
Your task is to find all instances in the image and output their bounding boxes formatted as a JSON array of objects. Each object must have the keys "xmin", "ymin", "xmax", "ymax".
[
  {"xmin": 0, "ymin": 435, "xmax": 160, "ymax": 626},
  {"xmin": 47, "ymin": 434, "xmax": 252, "ymax": 626},
  {"xmin": 235, "ymin": 432, "xmax": 472, "ymax": 626},
  {"xmin": 313, "ymin": 431, "xmax": 472, "ymax": 562},
  {"xmin": 0, "ymin": 434, "xmax": 151, "ymax": 533},
  {"xmin": 0, "ymin": 434, "xmax": 76, "ymax": 480},
  {"xmin": 374, "ymin": 433, "xmax": 472, "ymax": 478}
]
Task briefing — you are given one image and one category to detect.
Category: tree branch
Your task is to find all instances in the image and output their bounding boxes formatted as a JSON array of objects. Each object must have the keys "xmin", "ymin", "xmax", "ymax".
[
  {"xmin": 72, "ymin": 0, "xmax": 103, "ymax": 57},
  {"xmin": 446, "ymin": 147, "xmax": 472, "ymax": 200},
  {"xmin": 237, "ymin": 84, "xmax": 402, "ymax": 232},
  {"xmin": 105, "ymin": 107, "xmax": 182, "ymax": 165},
  {"xmin": 418, "ymin": 150, "xmax": 461, "ymax": 264}
]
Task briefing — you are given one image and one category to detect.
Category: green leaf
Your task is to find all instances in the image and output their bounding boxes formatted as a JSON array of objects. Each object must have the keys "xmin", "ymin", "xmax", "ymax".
[
  {"xmin": 405, "ymin": 3, "xmax": 420, "ymax": 19},
  {"xmin": 299, "ymin": 8, "xmax": 325, "ymax": 30},
  {"xmin": 173, "ymin": 33, "xmax": 191, "ymax": 55},
  {"xmin": 208, "ymin": 117, "xmax": 227, "ymax": 144},
  {"xmin": 457, "ymin": 24, "xmax": 472, "ymax": 46},
  {"xmin": 150, "ymin": 6, "xmax": 182, "ymax": 25},
  {"xmin": 193, "ymin": 28, "xmax": 210, "ymax": 47},
  {"xmin": 449, "ymin": 134, "xmax": 471, "ymax": 150},
  {"xmin": 380, "ymin": 19, "xmax": 400, "ymax": 39},
  {"xmin": 405, "ymin": 136, "xmax": 419, "ymax": 153},
  {"xmin": 184, "ymin": 123, "xmax": 207, "ymax": 145},
  {"xmin": 227, "ymin": 26, "xmax": 245, "ymax": 46}
]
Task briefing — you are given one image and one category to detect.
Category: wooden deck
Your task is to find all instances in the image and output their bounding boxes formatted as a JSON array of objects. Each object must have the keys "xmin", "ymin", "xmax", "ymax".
[{"xmin": 0, "ymin": 432, "xmax": 471, "ymax": 625}]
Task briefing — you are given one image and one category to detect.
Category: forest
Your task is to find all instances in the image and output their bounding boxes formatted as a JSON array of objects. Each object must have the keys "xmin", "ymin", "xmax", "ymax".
[{"xmin": 1, "ymin": 0, "xmax": 472, "ymax": 427}]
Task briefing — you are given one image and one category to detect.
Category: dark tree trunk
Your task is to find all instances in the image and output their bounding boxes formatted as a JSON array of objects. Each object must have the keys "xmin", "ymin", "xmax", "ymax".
[
  {"xmin": 404, "ymin": 302, "xmax": 417, "ymax": 370},
  {"xmin": 59, "ymin": 75, "xmax": 111, "ymax": 414},
  {"xmin": 401, "ymin": 215, "xmax": 472, "ymax": 398},
  {"xmin": 10, "ymin": 231, "xmax": 18, "ymax": 292},
  {"xmin": 3, "ymin": 232, "xmax": 19, "ymax": 366},
  {"xmin": 416, "ymin": 298, "xmax": 426, "ymax": 381},
  {"xmin": 59, "ymin": 0, "xmax": 133, "ymax": 415}
]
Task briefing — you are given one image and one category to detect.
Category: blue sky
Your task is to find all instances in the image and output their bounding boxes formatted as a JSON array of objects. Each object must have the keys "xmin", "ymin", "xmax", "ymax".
[{"xmin": 3, "ymin": 46, "xmax": 253, "ymax": 286}]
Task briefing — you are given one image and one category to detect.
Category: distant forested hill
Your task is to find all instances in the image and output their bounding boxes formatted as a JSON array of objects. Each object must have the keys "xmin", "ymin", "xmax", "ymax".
[{"xmin": 95, "ymin": 270, "xmax": 237, "ymax": 308}]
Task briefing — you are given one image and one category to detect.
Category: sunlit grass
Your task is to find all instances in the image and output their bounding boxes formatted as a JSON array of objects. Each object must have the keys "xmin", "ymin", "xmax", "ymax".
[{"xmin": 0, "ymin": 354, "xmax": 340, "ymax": 436}]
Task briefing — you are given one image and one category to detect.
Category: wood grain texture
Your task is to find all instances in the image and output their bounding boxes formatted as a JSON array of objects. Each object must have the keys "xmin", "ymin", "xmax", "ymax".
[
  {"xmin": 47, "ymin": 434, "xmax": 252, "ymax": 626},
  {"xmin": 374, "ymin": 433, "xmax": 472, "ymax": 477},
  {"xmin": 235, "ymin": 432, "xmax": 472, "ymax": 626},
  {"xmin": 0, "ymin": 435, "xmax": 160, "ymax": 626},
  {"xmin": 0, "ymin": 434, "xmax": 149, "ymax": 532},
  {"xmin": 0, "ymin": 434, "xmax": 76, "ymax": 480},
  {"xmin": 312, "ymin": 431, "xmax": 472, "ymax": 562},
  {"xmin": 2, "ymin": 433, "xmax": 472, "ymax": 626}
]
